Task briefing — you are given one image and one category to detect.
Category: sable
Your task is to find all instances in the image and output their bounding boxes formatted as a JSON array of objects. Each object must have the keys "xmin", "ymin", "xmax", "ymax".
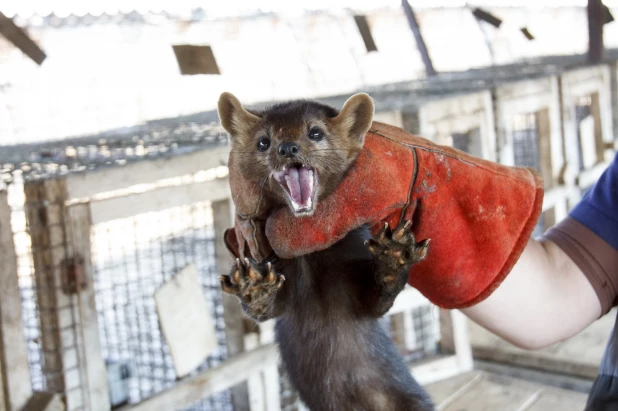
[{"xmin": 218, "ymin": 93, "xmax": 434, "ymax": 410}]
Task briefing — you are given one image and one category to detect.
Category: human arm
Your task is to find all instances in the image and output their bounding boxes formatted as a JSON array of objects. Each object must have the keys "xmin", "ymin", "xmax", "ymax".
[
  {"xmin": 463, "ymin": 153, "xmax": 618, "ymax": 350},
  {"xmin": 462, "ymin": 234, "xmax": 602, "ymax": 350}
]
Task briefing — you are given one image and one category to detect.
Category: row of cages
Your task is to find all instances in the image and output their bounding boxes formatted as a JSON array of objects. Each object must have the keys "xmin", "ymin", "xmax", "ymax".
[{"xmin": 1, "ymin": 61, "xmax": 616, "ymax": 411}]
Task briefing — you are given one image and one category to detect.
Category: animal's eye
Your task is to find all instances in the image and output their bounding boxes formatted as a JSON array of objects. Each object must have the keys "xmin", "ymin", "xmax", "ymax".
[
  {"xmin": 257, "ymin": 137, "xmax": 271, "ymax": 152},
  {"xmin": 308, "ymin": 127, "xmax": 324, "ymax": 141}
]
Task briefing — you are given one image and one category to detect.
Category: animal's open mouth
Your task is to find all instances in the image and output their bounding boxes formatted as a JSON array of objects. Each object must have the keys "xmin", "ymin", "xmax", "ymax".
[{"xmin": 273, "ymin": 164, "xmax": 318, "ymax": 216}]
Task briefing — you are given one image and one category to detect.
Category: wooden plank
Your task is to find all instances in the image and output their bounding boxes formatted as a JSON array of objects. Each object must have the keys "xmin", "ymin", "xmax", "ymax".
[
  {"xmin": 442, "ymin": 372, "xmax": 539, "ymax": 411},
  {"xmin": 90, "ymin": 177, "xmax": 230, "ymax": 224},
  {"xmin": 0, "ymin": 12, "xmax": 46, "ymax": 65},
  {"xmin": 65, "ymin": 146, "xmax": 229, "ymax": 200},
  {"xmin": 450, "ymin": 310, "xmax": 473, "ymax": 373},
  {"xmin": 526, "ymin": 386, "xmax": 587, "ymax": 411},
  {"xmin": 577, "ymin": 159, "xmax": 611, "ymax": 188},
  {"xmin": 587, "ymin": 0, "xmax": 604, "ymax": 62},
  {"xmin": 261, "ymin": 364, "xmax": 281, "ymax": 411},
  {"xmin": 536, "ymin": 108, "xmax": 553, "ymax": 187},
  {"xmin": 495, "ymin": 79, "xmax": 551, "ymax": 101},
  {"xmin": 401, "ymin": 0, "xmax": 436, "ymax": 77},
  {"xmin": 24, "ymin": 179, "xmax": 85, "ymax": 409},
  {"xmin": 548, "ymin": 76, "xmax": 565, "ymax": 184},
  {"xmin": 590, "ymin": 91, "xmax": 606, "ymax": 161},
  {"xmin": 64, "ymin": 204, "xmax": 110, "ymax": 411},
  {"xmin": 353, "ymin": 15, "xmax": 378, "ymax": 52},
  {"xmin": 117, "ymin": 344, "xmax": 279, "ymax": 411},
  {"xmin": 411, "ymin": 355, "xmax": 462, "ymax": 385},
  {"xmin": 0, "ymin": 190, "xmax": 32, "ymax": 410},
  {"xmin": 212, "ymin": 199, "xmax": 251, "ymax": 411},
  {"xmin": 481, "ymin": 91, "xmax": 497, "ymax": 162},
  {"xmin": 424, "ymin": 370, "xmax": 483, "ymax": 407},
  {"xmin": 245, "ymin": 321, "xmax": 280, "ymax": 411},
  {"xmin": 172, "ymin": 45, "xmax": 221, "ymax": 75},
  {"xmin": 607, "ymin": 61, "xmax": 618, "ymax": 148}
]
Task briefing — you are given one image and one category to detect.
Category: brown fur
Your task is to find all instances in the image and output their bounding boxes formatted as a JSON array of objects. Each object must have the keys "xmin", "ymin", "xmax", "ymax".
[
  {"xmin": 218, "ymin": 94, "xmax": 434, "ymax": 411},
  {"xmin": 218, "ymin": 92, "xmax": 373, "ymax": 213}
]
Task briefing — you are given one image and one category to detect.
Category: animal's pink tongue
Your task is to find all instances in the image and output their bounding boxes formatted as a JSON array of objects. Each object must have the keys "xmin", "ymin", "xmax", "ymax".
[
  {"xmin": 299, "ymin": 167, "xmax": 311, "ymax": 205},
  {"xmin": 286, "ymin": 167, "xmax": 312, "ymax": 207},
  {"xmin": 287, "ymin": 168, "xmax": 302, "ymax": 205}
]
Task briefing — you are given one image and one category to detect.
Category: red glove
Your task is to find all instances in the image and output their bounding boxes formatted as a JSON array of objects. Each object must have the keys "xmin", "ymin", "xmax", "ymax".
[{"xmin": 226, "ymin": 121, "xmax": 543, "ymax": 309}]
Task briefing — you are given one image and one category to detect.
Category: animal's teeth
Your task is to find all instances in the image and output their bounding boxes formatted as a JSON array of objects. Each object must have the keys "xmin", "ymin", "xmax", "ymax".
[{"xmin": 307, "ymin": 197, "xmax": 312, "ymax": 208}]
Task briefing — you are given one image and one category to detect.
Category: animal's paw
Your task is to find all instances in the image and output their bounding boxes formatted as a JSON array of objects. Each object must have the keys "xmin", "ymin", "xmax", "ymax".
[
  {"xmin": 365, "ymin": 221, "xmax": 430, "ymax": 275},
  {"xmin": 220, "ymin": 258, "xmax": 285, "ymax": 303}
]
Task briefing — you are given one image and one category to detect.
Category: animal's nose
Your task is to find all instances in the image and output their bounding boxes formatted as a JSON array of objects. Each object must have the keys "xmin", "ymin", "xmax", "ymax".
[{"xmin": 278, "ymin": 142, "xmax": 300, "ymax": 158}]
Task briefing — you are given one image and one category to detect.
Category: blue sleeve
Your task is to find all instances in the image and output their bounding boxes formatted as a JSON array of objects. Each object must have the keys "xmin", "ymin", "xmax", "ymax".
[{"xmin": 570, "ymin": 153, "xmax": 618, "ymax": 251}]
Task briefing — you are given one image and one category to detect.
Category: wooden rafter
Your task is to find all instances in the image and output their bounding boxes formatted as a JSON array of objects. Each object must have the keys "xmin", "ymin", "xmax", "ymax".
[{"xmin": 0, "ymin": 12, "xmax": 46, "ymax": 65}]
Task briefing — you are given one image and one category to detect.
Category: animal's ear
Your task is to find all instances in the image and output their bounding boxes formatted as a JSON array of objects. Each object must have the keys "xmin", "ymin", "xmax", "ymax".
[
  {"xmin": 332, "ymin": 93, "xmax": 374, "ymax": 145},
  {"xmin": 218, "ymin": 92, "xmax": 261, "ymax": 141}
]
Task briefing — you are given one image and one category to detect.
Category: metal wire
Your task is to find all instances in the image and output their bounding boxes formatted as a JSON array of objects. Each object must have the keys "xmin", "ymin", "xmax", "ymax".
[{"xmin": 91, "ymin": 201, "xmax": 231, "ymax": 410}]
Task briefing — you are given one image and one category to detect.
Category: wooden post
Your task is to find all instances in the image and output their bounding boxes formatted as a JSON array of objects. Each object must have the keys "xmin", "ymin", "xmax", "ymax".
[
  {"xmin": 536, "ymin": 108, "xmax": 554, "ymax": 188},
  {"xmin": 439, "ymin": 309, "xmax": 455, "ymax": 354},
  {"xmin": 212, "ymin": 199, "xmax": 250, "ymax": 411},
  {"xmin": 590, "ymin": 92, "xmax": 605, "ymax": 163},
  {"xmin": 401, "ymin": 0, "xmax": 436, "ymax": 77},
  {"xmin": 25, "ymin": 179, "xmax": 72, "ymax": 401},
  {"xmin": 450, "ymin": 310, "xmax": 474, "ymax": 372},
  {"xmin": 611, "ymin": 63, "xmax": 618, "ymax": 148},
  {"xmin": 24, "ymin": 179, "xmax": 109, "ymax": 410},
  {"xmin": 0, "ymin": 190, "xmax": 33, "ymax": 411},
  {"xmin": 588, "ymin": 0, "xmax": 604, "ymax": 62},
  {"xmin": 65, "ymin": 204, "xmax": 110, "ymax": 411}
]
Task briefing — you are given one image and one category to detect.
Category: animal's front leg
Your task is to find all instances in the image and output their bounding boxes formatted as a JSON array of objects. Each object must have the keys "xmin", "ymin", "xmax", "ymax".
[
  {"xmin": 364, "ymin": 221, "xmax": 430, "ymax": 317},
  {"xmin": 220, "ymin": 258, "xmax": 286, "ymax": 322}
]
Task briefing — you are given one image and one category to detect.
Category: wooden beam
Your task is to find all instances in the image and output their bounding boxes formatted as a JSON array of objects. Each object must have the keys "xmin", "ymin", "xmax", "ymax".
[
  {"xmin": 212, "ymin": 199, "xmax": 251, "ymax": 411},
  {"xmin": 0, "ymin": 12, "xmax": 45, "ymax": 65},
  {"xmin": 172, "ymin": 45, "xmax": 221, "ymax": 75},
  {"xmin": 24, "ymin": 179, "xmax": 84, "ymax": 408},
  {"xmin": 65, "ymin": 146, "xmax": 229, "ymax": 200},
  {"xmin": 0, "ymin": 190, "xmax": 33, "ymax": 411},
  {"xmin": 65, "ymin": 204, "xmax": 110, "ymax": 411},
  {"xmin": 353, "ymin": 15, "xmax": 378, "ymax": 52},
  {"xmin": 587, "ymin": 0, "xmax": 604, "ymax": 62},
  {"xmin": 472, "ymin": 8, "xmax": 502, "ymax": 28},
  {"xmin": 401, "ymin": 0, "xmax": 436, "ymax": 77},
  {"xmin": 89, "ymin": 176, "xmax": 230, "ymax": 224},
  {"xmin": 117, "ymin": 344, "xmax": 279, "ymax": 411},
  {"xmin": 577, "ymin": 159, "xmax": 612, "ymax": 188}
]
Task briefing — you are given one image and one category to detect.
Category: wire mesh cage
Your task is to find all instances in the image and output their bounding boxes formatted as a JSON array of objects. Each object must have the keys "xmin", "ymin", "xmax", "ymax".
[
  {"xmin": 91, "ymin": 202, "xmax": 231, "ymax": 410},
  {"xmin": 0, "ymin": 116, "xmax": 232, "ymax": 410},
  {"xmin": 510, "ymin": 112, "xmax": 548, "ymax": 236}
]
